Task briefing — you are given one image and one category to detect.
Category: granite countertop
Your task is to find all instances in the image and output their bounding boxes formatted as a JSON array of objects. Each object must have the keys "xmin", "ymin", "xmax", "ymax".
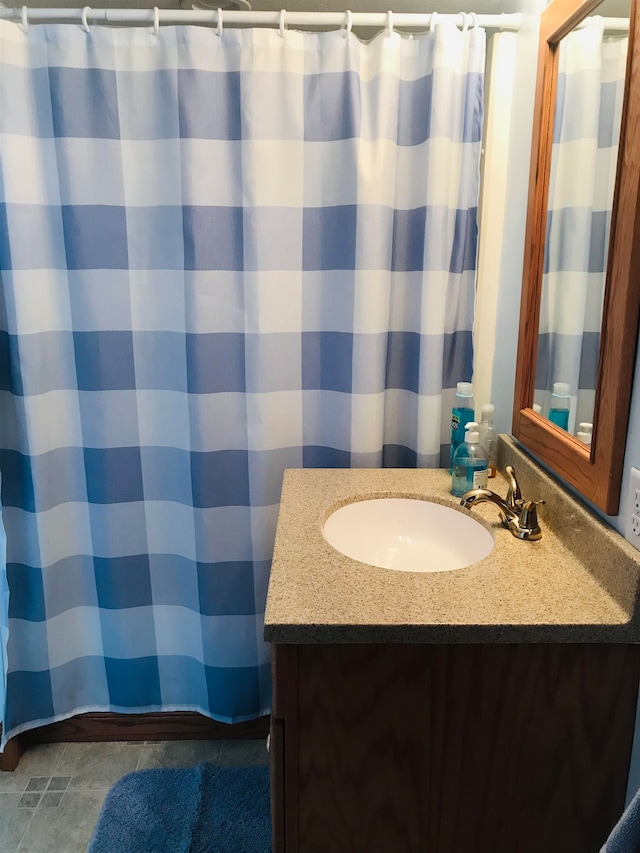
[{"xmin": 264, "ymin": 436, "xmax": 640, "ymax": 643}]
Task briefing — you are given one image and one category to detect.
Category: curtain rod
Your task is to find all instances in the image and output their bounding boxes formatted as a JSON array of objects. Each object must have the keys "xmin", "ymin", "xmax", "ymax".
[
  {"xmin": 0, "ymin": 7, "xmax": 524, "ymax": 31},
  {"xmin": 581, "ymin": 16, "xmax": 629, "ymax": 32}
]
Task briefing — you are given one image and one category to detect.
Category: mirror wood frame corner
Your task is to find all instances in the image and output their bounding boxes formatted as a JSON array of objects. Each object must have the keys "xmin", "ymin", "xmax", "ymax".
[{"xmin": 513, "ymin": 0, "xmax": 640, "ymax": 515}]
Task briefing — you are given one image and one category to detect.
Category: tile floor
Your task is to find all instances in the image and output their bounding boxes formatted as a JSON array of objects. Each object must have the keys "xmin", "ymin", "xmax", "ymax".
[{"xmin": 0, "ymin": 738, "xmax": 270, "ymax": 853}]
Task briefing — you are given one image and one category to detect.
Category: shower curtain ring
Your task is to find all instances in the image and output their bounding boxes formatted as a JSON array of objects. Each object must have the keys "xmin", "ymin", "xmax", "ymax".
[
  {"xmin": 469, "ymin": 12, "xmax": 478, "ymax": 30},
  {"xmin": 153, "ymin": 6, "xmax": 160, "ymax": 35},
  {"xmin": 20, "ymin": 5, "xmax": 29, "ymax": 33},
  {"xmin": 343, "ymin": 9, "xmax": 353, "ymax": 38},
  {"xmin": 81, "ymin": 7, "xmax": 91, "ymax": 34},
  {"xmin": 429, "ymin": 11, "xmax": 438, "ymax": 32},
  {"xmin": 216, "ymin": 7, "xmax": 223, "ymax": 36},
  {"xmin": 386, "ymin": 10, "xmax": 394, "ymax": 37},
  {"xmin": 279, "ymin": 8, "xmax": 286, "ymax": 38},
  {"xmin": 460, "ymin": 12, "xmax": 470, "ymax": 32}
]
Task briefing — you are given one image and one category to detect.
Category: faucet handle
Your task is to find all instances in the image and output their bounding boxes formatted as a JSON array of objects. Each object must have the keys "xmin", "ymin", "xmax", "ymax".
[
  {"xmin": 520, "ymin": 501, "xmax": 544, "ymax": 530},
  {"xmin": 505, "ymin": 465, "xmax": 522, "ymax": 509}
]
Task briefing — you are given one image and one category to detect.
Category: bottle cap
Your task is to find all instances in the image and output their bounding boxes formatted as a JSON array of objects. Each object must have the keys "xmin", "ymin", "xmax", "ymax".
[
  {"xmin": 465, "ymin": 421, "xmax": 480, "ymax": 443},
  {"xmin": 577, "ymin": 422, "xmax": 593, "ymax": 444},
  {"xmin": 533, "ymin": 403, "xmax": 542, "ymax": 414},
  {"xmin": 456, "ymin": 381, "xmax": 473, "ymax": 398},
  {"xmin": 553, "ymin": 382, "xmax": 570, "ymax": 397},
  {"xmin": 480, "ymin": 403, "xmax": 495, "ymax": 418}
]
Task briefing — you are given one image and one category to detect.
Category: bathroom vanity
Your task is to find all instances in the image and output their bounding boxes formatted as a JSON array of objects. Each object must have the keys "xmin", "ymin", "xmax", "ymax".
[{"xmin": 264, "ymin": 437, "xmax": 640, "ymax": 853}]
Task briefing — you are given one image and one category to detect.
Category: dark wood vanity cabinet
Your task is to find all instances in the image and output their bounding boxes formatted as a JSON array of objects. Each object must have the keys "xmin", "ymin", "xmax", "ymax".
[{"xmin": 270, "ymin": 642, "xmax": 640, "ymax": 853}]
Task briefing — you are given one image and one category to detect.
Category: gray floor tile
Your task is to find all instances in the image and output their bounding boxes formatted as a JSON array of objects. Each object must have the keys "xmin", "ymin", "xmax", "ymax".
[
  {"xmin": 18, "ymin": 792, "xmax": 42, "ymax": 808},
  {"xmin": 54, "ymin": 742, "xmax": 144, "ymax": 791},
  {"xmin": 0, "ymin": 743, "xmax": 66, "ymax": 792},
  {"xmin": 0, "ymin": 794, "xmax": 24, "ymax": 807},
  {"xmin": 47, "ymin": 776, "xmax": 71, "ymax": 791},
  {"xmin": 218, "ymin": 738, "xmax": 270, "ymax": 766},
  {"xmin": 0, "ymin": 795, "xmax": 34, "ymax": 853},
  {"xmin": 16, "ymin": 790, "xmax": 105, "ymax": 853},
  {"xmin": 137, "ymin": 738, "xmax": 223, "ymax": 770},
  {"xmin": 40, "ymin": 791, "xmax": 64, "ymax": 807},
  {"xmin": 25, "ymin": 777, "xmax": 48, "ymax": 792}
]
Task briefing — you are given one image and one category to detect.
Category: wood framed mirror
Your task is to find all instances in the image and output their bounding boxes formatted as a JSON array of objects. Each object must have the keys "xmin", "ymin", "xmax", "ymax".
[{"xmin": 513, "ymin": 0, "xmax": 640, "ymax": 514}]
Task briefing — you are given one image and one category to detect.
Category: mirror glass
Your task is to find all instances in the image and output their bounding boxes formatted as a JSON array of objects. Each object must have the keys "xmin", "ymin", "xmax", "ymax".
[
  {"xmin": 534, "ymin": 3, "xmax": 630, "ymax": 445},
  {"xmin": 513, "ymin": 0, "xmax": 640, "ymax": 515}
]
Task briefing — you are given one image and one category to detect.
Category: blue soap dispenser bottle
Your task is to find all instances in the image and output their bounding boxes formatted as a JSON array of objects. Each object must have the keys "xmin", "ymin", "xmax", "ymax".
[
  {"xmin": 449, "ymin": 382, "xmax": 475, "ymax": 473},
  {"xmin": 451, "ymin": 422, "xmax": 488, "ymax": 498}
]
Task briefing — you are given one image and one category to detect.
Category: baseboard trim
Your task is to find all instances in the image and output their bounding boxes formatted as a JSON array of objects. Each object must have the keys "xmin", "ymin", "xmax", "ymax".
[
  {"xmin": 0, "ymin": 728, "xmax": 23, "ymax": 772},
  {"xmin": 1, "ymin": 712, "xmax": 270, "ymax": 771}
]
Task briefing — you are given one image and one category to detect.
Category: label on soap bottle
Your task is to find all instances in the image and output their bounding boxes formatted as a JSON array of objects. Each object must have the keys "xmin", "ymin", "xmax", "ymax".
[{"xmin": 473, "ymin": 468, "xmax": 488, "ymax": 490}]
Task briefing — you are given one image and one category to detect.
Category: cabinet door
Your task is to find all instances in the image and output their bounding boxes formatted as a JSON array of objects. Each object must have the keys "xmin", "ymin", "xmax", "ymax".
[{"xmin": 292, "ymin": 643, "xmax": 639, "ymax": 853}]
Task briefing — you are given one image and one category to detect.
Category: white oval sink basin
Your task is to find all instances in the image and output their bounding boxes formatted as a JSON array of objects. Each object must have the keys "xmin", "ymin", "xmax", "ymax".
[{"xmin": 323, "ymin": 498, "xmax": 494, "ymax": 573}]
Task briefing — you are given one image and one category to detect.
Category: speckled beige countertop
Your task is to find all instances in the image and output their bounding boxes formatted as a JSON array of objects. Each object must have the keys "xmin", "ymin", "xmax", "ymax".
[{"xmin": 264, "ymin": 436, "xmax": 640, "ymax": 643}]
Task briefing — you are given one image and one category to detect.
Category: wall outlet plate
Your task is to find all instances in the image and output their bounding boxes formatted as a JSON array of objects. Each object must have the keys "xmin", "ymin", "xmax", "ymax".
[{"xmin": 625, "ymin": 467, "xmax": 640, "ymax": 551}]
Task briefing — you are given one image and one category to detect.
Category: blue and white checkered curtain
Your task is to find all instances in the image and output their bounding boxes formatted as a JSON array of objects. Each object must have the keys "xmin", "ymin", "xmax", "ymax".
[
  {"xmin": 0, "ymin": 477, "xmax": 6, "ymax": 735},
  {"xmin": 536, "ymin": 22, "xmax": 627, "ymax": 431},
  {"xmin": 0, "ymin": 20, "xmax": 484, "ymax": 744}
]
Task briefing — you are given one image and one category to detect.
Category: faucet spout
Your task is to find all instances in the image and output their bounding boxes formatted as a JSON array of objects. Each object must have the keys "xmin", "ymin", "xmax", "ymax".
[{"xmin": 459, "ymin": 489, "xmax": 518, "ymax": 522}]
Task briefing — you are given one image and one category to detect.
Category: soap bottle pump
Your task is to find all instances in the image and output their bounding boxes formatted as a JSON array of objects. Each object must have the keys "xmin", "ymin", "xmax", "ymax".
[{"xmin": 451, "ymin": 422, "xmax": 488, "ymax": 498}]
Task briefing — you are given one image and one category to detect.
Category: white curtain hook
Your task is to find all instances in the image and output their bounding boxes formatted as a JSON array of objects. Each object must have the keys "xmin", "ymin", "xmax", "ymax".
[
  {"xmin": 279, "ymin": 8, "xmax": 286, "ymax": 38},
  {"xmin": 461, "ymin": 13, "xmax": 471, "ymax": 33},
  {"xmin": 81, "ymin": 6, "xmax": 91, "ymax": 33},
  {"xmin": 386, "ymin": 10, "xmax": 394, "ymax": 37},
  {"xmin": 343, "ymin": 9, "xmax": 353, "ymax": 38},
  {"xmin": 20, "ymin": 5, "xmax": 28, "ymax": 33},
  {"xmin": 153, "ymin": 7, "xmax": 160, "ymax": 35},
  {"xmin": 216, "ymin": 7, "xmax": 223, "ymax": 36},
  {"xmin": 469, "ymin": 13, "xmax": 478, "ymax": 30},
  {"xmin": 429, "ymin": 11, "xmax": 438, "ymax": 33}
]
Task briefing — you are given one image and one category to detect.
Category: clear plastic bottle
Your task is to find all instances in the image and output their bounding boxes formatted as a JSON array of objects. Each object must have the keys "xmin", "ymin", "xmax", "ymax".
[
  {"xmin": 451, "ymin": 422, "xmax": 488, "ymax": 497},
  {"xmin": 548, "ymin": 382, "xmax": 570, "ymax": 431},
  {"xmin": 478, "ymin": 403, "xmax": 497, "ymax": 478},
  {"xmin": 449, "ymin": 382, "xmax": 474, "ymax": 473}
]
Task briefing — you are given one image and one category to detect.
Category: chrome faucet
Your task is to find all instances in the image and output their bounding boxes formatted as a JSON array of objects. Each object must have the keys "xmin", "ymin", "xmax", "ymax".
[{"xmin": 459, "ymin": 465, "xmax": 544, "ymax": 541}]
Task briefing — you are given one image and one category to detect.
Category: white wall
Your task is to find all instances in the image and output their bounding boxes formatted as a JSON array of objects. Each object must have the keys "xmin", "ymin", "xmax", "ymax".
[
  {"xmin": 487, "ymin": 0, "xmax": 547, "ymax": 431},
  {"xmin": 614, "ymin": 353, "xmax": 640, "ymax": 533}
]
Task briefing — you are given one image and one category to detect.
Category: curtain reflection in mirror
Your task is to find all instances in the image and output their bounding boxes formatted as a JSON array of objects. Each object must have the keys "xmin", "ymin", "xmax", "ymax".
[{"xmin": 535, "ymin": 19, "xmax": 627, "ymax": 436}]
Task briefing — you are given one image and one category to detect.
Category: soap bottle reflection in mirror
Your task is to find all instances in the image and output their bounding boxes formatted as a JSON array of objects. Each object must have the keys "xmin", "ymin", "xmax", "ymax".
[
  {"xmin": 548, "ymin": 382, "xmax": 570, "ymax": 431},
  {"xmin": 577, "ymin": 422, "xmax": 592, "ymax": 446}
]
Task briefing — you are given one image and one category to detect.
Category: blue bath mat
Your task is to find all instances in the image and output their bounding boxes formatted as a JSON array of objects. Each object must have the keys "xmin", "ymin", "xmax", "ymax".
[{"xmin": 87, "ymin": 763, "xmax": 271, "ymax": 853}]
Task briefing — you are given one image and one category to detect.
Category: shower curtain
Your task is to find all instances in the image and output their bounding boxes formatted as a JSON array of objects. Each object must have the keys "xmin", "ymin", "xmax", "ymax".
[
  {"xmin": 535, "ymin": 21, "xmax": 628, "ymax": 430},
  {"xmin": 0, "ymin": 19, "xmax": 484, "ymax": 744}
]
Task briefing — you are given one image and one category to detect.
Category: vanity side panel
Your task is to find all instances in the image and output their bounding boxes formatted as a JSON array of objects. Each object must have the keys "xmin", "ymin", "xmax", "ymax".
[
  {"xmin": 271, "ymin": 644, "xmax": 299, "ymax": 853},
  {"xmin": 295, "ymin": 643, "xmax": 640, "ymax": 853}
]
